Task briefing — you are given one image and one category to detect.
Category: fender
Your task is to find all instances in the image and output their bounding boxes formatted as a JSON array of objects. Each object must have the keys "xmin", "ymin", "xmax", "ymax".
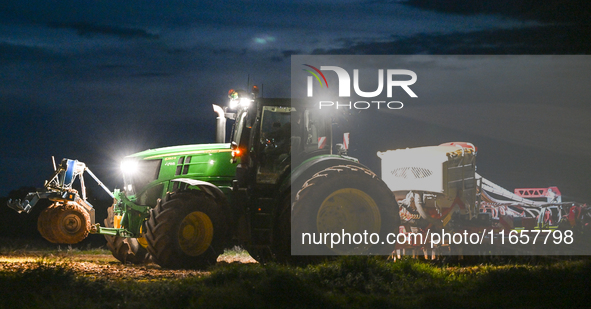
[
  {"xmin": 277, "ymin": 154, "xmax": 367, "ymax": 200},
  {"xmin": 171, "ymin": 178, "xmax": 227, "ymax": 203}
]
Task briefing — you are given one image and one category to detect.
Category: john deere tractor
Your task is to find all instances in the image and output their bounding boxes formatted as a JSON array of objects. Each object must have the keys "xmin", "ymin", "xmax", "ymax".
[{"xmin": 8, "ymin": 88, "xmax": 400, "ymax": 268}]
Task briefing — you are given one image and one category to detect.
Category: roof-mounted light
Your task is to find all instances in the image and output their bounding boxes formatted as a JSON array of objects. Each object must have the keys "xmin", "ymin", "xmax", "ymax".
[
  {"xmin": 228, "ymin": 89, "xmax": 252, "ymax": 110},
  {"xmin": 239, "ymin": 97, "xmax": 252, "ymax": 108}
]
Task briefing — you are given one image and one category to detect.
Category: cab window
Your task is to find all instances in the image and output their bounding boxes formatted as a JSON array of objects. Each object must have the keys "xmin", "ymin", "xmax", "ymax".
[{"xmin": 256, "ymin": 106, "xmax": 295, "ymax": 184}]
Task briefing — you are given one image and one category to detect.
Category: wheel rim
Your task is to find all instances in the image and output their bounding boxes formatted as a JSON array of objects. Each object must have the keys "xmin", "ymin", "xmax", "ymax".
[
  {"xmin": 178, "ymin": 211, "xmax": 214, "ymax": 256},
  {"xmin": 137, "ymin": 226, "xmax": 149, "ymax": 248},
  {"xmin": 62, "ymin": 213, "xmax": 83, "ymax": 234},
  {"xmin": 317, "ymin": 188, "xmax": 381, "ymax": 254}
]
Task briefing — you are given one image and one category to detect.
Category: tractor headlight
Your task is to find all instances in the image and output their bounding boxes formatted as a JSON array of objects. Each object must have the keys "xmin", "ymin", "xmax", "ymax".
[{"xmin": 120, "ymin": 159, "xmax": 138, "ymax": 175}]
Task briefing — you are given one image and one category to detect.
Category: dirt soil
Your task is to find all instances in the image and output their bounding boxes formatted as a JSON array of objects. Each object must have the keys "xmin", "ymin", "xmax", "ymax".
[{"xmin": 0, "ymin": 252, "xmax": 257, "ymax": 281}]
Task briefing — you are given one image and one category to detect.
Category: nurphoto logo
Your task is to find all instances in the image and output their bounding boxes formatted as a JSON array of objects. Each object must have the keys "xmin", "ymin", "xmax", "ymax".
[{"xmin": 303, "ymin": 64, "xmax": 418, "ymax": 110}]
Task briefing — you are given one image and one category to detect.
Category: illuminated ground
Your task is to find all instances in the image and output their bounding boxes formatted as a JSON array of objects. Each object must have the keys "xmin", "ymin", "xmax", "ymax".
[{"xmin": 0, "ymin": 246, "xmax": 256, "ymax": 281}]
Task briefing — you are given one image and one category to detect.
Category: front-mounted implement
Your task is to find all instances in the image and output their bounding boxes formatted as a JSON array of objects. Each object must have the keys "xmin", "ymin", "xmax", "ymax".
[
  {"xmin": 7, "ymin": 158, "xmax": 113, "ymax": 244},
  {"xmin": 6, "ymin": 156, "xmax": 153, "ymax": 245}
]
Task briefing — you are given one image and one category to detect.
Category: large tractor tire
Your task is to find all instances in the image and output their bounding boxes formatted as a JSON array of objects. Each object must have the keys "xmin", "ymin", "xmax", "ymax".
[
  {"xmin": 292, "ymin": 165, "xmax": 400, "ymax": 256},
  {"xmin": 144, "ymin": 191, "xmax": 230, "ymax": 269},
  {"xmin": 104, "ymin": 205, "xmax": 151, "ymax": 264},
  {"xmin": 37, "ymin": 202, "xmax": 91, "ymax": 244}
]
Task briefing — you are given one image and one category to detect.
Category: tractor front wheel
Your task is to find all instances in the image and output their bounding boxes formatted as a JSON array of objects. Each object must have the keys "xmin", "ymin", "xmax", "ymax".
[
  {"xmin": 145, "ymin": 191, "xmax": 229, "ymax": 269},
  {"xmin": 104, "ymin": 204, "xmax": 151, "ymax": 264}
]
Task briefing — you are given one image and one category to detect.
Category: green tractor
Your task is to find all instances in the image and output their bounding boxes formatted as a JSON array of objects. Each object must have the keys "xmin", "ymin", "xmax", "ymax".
[{"xmin": 8, "ymin": 89, "xmax": 400, "ymax": 268}]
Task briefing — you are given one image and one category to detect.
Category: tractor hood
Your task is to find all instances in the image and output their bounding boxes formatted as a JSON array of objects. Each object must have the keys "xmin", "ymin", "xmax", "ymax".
[
  {"xmin": 120, "ymin": 143, "xmax": 235, "ymax": 199},
  {"xmin": 127, "ymin": 143, "xmax": 232, "ymax": 160}
]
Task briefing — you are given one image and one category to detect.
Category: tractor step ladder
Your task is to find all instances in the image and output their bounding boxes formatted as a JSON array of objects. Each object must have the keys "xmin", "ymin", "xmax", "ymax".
[{"xmin": 251, "ymin": 197, "xmax": 275, "ymax": 247}]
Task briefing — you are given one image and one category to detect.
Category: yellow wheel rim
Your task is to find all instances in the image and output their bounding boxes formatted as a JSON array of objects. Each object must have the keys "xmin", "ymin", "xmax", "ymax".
[
  {"xmin": 317, "ymin": 188, "xmax": 381, "ymax": 254},
  {"xmin": 137, "ymin": 236, "xmax": 149, "ymax": 248},
  {"xmin": 137, "ymin": 226, "xmax": 148, "ymax": 248},
  {"xmin": 178, "ymin": 211, "xmax": 214, "ymax": 256}
]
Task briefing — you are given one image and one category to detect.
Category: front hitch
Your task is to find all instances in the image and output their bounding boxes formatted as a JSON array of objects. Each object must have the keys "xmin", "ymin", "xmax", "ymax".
[
  {"xmin": 7, "ymin": 197, "xmax": 34, "ymax": 213},
  {"xmin": 7, "ymin": 189, "xmax": 77, "ymax": 213}
]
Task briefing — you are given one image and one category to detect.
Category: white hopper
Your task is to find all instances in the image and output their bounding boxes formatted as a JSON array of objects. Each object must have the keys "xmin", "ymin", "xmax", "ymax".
[{"xmin": 377, "ymin": 143, "xmax": 476, "ymax": 202}]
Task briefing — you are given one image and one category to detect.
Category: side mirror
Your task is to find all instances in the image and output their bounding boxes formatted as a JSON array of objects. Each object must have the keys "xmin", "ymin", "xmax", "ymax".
[{"xmin": 245, "ymin": 110, "xmax": 254, "ymax": 128}]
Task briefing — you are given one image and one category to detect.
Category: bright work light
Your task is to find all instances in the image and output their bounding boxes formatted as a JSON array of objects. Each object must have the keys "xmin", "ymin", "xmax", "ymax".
[
  {"xmin": 120, "ymin": 160, "xmax": 138, "ymax": 175},
  {"xmin": 239, "ymin": 97, "xmax": 252, "ymax": 108},
  {"xmin": 228, "ymin": 89, "xmax": 252, "ymax": 110}
]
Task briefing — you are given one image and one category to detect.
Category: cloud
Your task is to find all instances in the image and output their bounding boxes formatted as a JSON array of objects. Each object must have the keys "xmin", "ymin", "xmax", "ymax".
[
  {"xmin": 312, "ymin": 25, "xmax": 591, "ymax": 55},
  {"xmin": 48, "ymin": 22, "xmax": 159, "ymax": 39}
]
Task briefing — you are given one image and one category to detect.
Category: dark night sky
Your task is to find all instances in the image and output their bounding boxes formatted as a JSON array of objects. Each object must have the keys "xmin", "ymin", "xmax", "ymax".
[{"xmin": 1, "ymin": 1, "xmax": 590, "ymax": 202}]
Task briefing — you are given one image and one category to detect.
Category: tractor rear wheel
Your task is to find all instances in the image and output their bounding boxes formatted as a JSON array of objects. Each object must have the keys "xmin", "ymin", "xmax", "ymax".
[
  {"xmin": 38, "ymin": 202, "xmax": 91, "ymax": 244},
  {"xmin": 145, "ymin": 191, "xmax": 230, "ymax": 269},
  {"xmin": 292, "ymin": 164, "xmax": 400, "ymax": 255},
  {"xmin": 104, "ymin": 204, "xmax": 150, "ymax": 264}
]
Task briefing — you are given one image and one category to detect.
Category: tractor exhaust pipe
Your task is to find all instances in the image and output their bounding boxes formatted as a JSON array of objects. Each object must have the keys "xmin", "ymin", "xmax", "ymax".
[{"xmin": 213, "ymin": 104, "xmax": 226, "ymax": 143}]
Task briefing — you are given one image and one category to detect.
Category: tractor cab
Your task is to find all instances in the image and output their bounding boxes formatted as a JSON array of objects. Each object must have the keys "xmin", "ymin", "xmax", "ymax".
[
  {"xmin": 217, "ymin": 89, "xmax": 333, "ymax": 190},
  {"xmin": 239, "ymin": 103, "xmax": 331, "ymax": 185},
  {"xmin": 215, "ymin": 89, "xmax": 340, "ymax": 259}
]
